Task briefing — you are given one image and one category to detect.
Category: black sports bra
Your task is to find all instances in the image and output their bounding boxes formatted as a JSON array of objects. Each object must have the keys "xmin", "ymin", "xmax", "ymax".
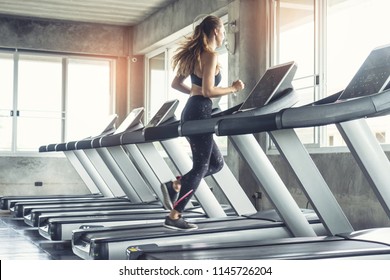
[{"xmin": 190, "ymin": 72, "xmax": 222, "ymax": 87}]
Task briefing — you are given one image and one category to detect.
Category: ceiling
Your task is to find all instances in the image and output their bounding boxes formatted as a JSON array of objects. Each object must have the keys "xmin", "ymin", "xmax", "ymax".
[{"xmin": 0, "ymin": 0, "xmax": 178, "ymax": 26}]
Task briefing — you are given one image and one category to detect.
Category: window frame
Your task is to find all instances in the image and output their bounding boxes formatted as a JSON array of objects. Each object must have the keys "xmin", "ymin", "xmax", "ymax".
[
  {"xmin": 269, "ymin": 0, "xmax": 390, "ymax": 154},
  {"xmin": 0, "ymin": 49, "xmax": 115, "ymax": 156},
  {"xmin": 269, "ymin": 0, "xmax": 322, "ymax": 152}
]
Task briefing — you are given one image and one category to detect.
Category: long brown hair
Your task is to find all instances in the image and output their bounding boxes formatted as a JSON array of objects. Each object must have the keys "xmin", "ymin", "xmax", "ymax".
[{"xmin": 172, "ymin": 15, "xmax": 222, "ymax": 77}]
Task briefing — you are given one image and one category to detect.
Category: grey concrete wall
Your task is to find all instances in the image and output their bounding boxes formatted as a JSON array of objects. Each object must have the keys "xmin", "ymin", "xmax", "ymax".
[
  {"xmin": 0, "ymin": 156, "xmax": 89, "ymax": 196},
  {"xmin": 133, "ymin": 0, "xmax": 233, "ymax": 54},
  {"xmin": 225, "ymin": 0, "xmax": 271, "ymax": 206},
  {"xmin": 267, "ymin": 152, "xmax": 390, "ymax": 230},
  {"xmin": 0, "ymin": 16, "xmax": 129, "ymax": 56}
]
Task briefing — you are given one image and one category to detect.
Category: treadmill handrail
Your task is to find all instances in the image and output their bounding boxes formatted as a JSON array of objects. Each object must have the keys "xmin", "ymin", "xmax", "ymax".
[
  {"xmin": 215, "ymin": 89, "xmax": 390, "ymax": 136},
  {"xmin": 142, "ymin": 90, "xmax": 299, "ymax": 141}
]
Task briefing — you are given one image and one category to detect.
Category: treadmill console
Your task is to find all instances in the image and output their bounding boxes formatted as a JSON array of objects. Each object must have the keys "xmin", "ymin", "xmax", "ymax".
[
  {"xmin": 145, "ymin": 100, "xmax": 179, "ymax": 128},
  {"xmin": 239, "ymin": 61, "xmax": 297, "ymax": 111},
  {"xmin": 339, "ymin": 44, "xmax": 390, "ymax": 100},
  {"xmin": 84, "ymin": 114, "xmax": 118, "ymax": 139},
  {"xmin": 114, "ymin": 107, "xmax": 144, "ymax": 134}
]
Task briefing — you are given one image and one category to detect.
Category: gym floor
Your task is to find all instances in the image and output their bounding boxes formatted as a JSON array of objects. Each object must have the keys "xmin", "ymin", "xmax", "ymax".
[{"xmin": 0, "ymin": 210, "xmax": 80, "ymax": 260}]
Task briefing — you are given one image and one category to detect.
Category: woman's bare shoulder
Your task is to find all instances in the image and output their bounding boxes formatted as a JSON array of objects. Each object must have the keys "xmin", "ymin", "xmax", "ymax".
[
  {"xmin": 200, "ymin": 51, "xmax": 218, "ymax": 68},
  {"xmin": 201, "ymin": 51, "xmax": 218, "ymax": 60}
]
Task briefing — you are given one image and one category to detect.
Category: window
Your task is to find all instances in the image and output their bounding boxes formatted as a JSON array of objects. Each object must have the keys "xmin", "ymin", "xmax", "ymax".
[
  {"xmin": 17, "ymin": 55, "xmax": 63, "ymax": 151},
  {"xmin": 0, "ymin": 51, "xmax": 113, "ymax": 153},
  {"xmin": 66, "ymin": 59, "xmax": 112, "ymax": 140},
  {"xmin": 326, "ymin": 0, "xmax": 390, "ymax": 147},
  {"xmin": 273, "ymin": 0, "xmax": 319, "ymax": 146},
  {"xmin": 273, "ymin": 0, "xmax": 390, "ymax": 149},
  {"xmin": 146, "ymin": 52, "xmax": 168, "ymax": 122},
  {"xmin": 0, "ymin": 53, "xmax": 14, "ymax": 151}
]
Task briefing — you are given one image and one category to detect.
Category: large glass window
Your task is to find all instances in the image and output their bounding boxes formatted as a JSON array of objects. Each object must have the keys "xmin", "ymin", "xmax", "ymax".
[
  {"xmin": 273, "ymin": 0, "xmax": 318, "ymax": 145},
  {"xmin": 325, "ymin": 0, "xmax": 390, "ymax": 147},
  {"xmin": 274, "ymin": 0, "xmax": 390, "ymax": 149},
  {"xmin": 0, "ymin": 51, "xmax": 113, "ymax": 153},
  {"xmin": 66, "ymin": 59, "xmax": 112, "ymax": 140},
  {"xmin": 146, "ymin": 52, "xmax": 168, "ymax": 122},
  {"xmin": 0, "ymin": 53, "xmax": 14, "ymax": 151},
  {"xmin": 17, "ymin": 55, "xmax": 63, "ymax": 151}
]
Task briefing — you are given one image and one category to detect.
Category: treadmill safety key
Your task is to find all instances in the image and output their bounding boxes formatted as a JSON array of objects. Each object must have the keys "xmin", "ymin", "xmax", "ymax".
[{"xmin": 126, "ymin": 246, "xmax": 145, "ymax": 260}]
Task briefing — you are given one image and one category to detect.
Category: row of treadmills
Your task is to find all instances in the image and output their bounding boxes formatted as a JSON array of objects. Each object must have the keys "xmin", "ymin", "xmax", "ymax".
[{"xmin": 2, "ymin": 44, "xmax": 390, "ymax": 260}]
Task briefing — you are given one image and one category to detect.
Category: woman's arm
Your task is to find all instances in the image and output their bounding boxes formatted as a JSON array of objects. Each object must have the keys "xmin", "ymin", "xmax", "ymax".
[
  {"xmin": 171, "ymin": 75, "xmax": 191, "ymax": 94},
  {"xmin": 201, "ymin": 52, "xmax": 244, "ymax": 97}
]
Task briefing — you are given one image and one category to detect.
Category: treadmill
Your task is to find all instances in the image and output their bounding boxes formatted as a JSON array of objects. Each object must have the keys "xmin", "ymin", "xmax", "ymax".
[
  {"xmin": 8, "ymin": 114, "xmax": 133, "ymax": 218},
  {"xmin": 0, "ymin": 114, "xmax": 119, "ymax": 211},
  {"xmin": 0, "ymin": 193, "xmax": 103, "ymax": 211},
  {"xmin": 37, "ymin": 100, "xmax": 257, "ymax": 241},
  {"xmin": 128, "ymin": 228, "xmax": 390, "ymax": 260},
  {"xmin": 20, "ymin": 110, "xmax": 167, "ymax": 226},
  {"xmin": 71, "ymin": 61, "xmax": 330, "ymax": 260},
  {"xmin": 126, "ymin": 44, "xmax": 390, "ymax": 260},
  {"xmin": 35, "ymin": 106, "xmax": 212, "ymax": 240},
  {"xmin": 25, "ymin": 202, "xmax": 163, "ymax": 227},
  {"xmin": 20, "ymin": 109, "xmax": 167, "ymax": 227}
]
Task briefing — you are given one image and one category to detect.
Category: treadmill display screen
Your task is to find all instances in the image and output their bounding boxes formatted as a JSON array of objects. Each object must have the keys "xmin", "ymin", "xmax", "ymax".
[
  {"xmin": 239, "ymin": 61, "xmax": 296, "ymax": 111},
  {"xmin": 85, "ymin": 114, "xmax": 117, "ymax": 138},
  {"xmin": 339, "ymin": 44, "xmax": 390, "ymax": 100},
  {"xmin": 114, "ymin": 107, "xmax": 144, "ymax": 134},
  {"xmin": 146, "ymin": 100, "xmax": 179, "ymax": 128}
]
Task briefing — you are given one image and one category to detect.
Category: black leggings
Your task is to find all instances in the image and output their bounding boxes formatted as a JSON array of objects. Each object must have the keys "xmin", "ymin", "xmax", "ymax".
[{"xmin": 173, "ymin": 95, "xmax": 224, "ymax": 212}]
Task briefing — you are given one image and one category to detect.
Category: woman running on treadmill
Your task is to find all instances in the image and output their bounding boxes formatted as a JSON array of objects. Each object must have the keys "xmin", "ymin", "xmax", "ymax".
[{"xmin": 161, "ymin": 15, "xmax": 245, "ymax": 230}]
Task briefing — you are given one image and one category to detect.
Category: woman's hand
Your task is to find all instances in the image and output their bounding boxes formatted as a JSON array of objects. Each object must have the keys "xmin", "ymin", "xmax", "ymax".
[{"xmin": 231, "ymin": 79, "xmax": 245, "ymax": 93}]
